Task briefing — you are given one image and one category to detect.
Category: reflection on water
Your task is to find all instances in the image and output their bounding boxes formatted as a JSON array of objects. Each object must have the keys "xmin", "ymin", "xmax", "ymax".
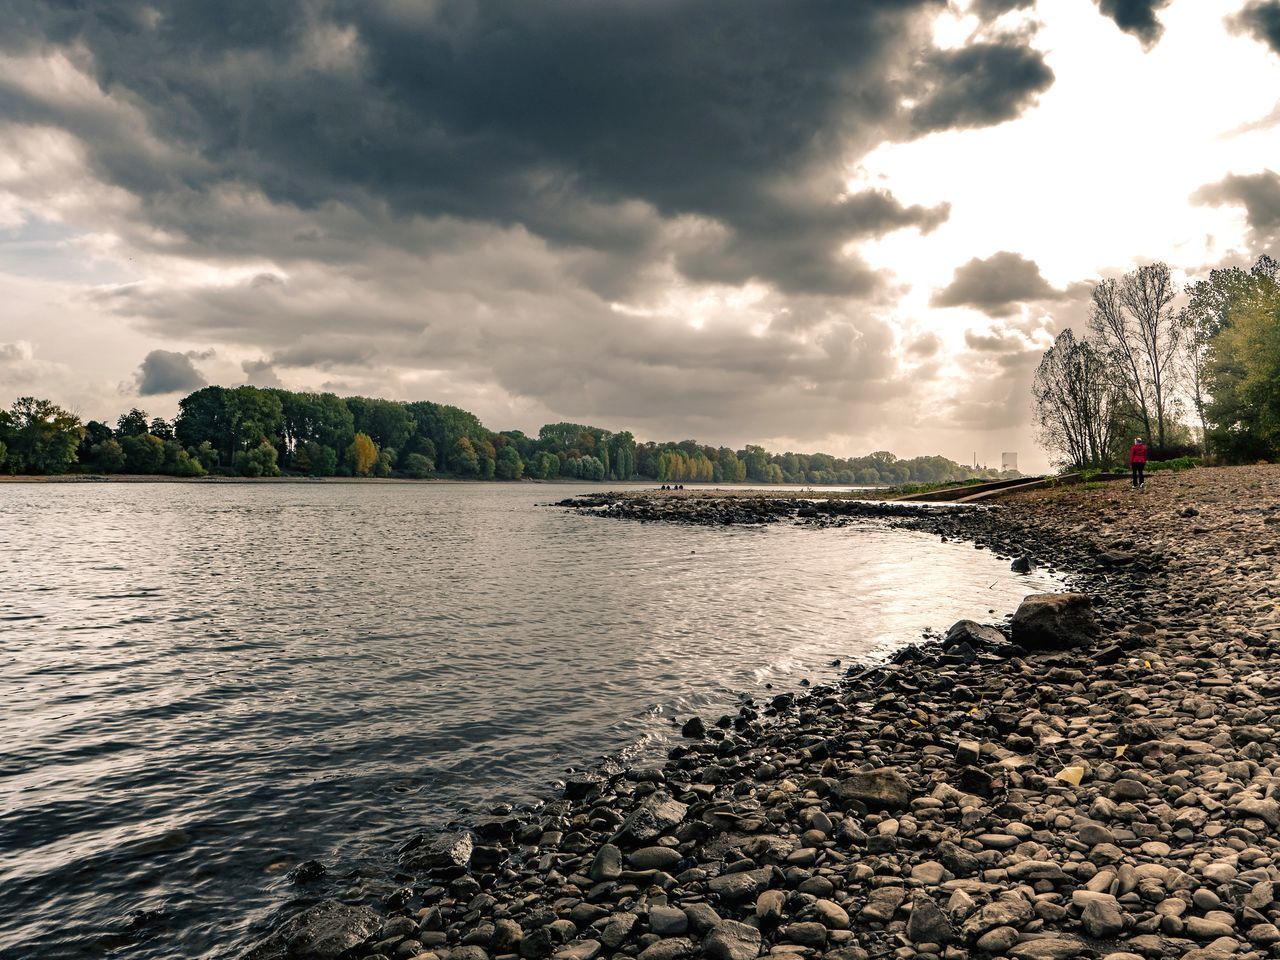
[{"xmin": 0, "ymin": 482, "xmax": 1056, "ymax": 959}]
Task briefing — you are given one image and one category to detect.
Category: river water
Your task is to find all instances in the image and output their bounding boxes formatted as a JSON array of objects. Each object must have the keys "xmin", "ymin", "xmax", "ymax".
[{"xmin": 0, "ymin": 482, "xmax": 1055, "ymax": 959}]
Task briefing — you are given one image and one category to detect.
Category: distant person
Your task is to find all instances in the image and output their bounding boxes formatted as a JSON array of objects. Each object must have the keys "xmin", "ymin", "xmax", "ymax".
[{"xmin": 1129, "ymin": 437, "xmax": 1147, "ymax": 488}]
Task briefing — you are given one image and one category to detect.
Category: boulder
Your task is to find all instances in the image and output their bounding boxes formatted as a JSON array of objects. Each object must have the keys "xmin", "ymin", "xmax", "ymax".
[{"xmin": 1010, "ymin": 593, "xmax": 1098, "ymax": 650}]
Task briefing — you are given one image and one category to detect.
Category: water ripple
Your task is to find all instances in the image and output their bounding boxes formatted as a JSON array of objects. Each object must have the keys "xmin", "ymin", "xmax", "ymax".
[{"xmin": 0, "ymin": 482, "xmax": 1056, "ymax": 959}]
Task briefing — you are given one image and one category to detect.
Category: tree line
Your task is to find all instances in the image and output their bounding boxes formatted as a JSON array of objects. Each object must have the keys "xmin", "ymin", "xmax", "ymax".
[
  {"xmin": 1032, "ymin": 255, "xmax": 1280, "ymax": 469},
  {"xmin": 0, "ymin": 385, "xmax": 1009, "ymax": 485}
]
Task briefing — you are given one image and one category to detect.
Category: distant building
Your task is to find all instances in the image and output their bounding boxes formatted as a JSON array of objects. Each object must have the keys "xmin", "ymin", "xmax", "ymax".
[{"xmin": 1001, "ymin": 452, "xmax": 1018, "ymax": 472}]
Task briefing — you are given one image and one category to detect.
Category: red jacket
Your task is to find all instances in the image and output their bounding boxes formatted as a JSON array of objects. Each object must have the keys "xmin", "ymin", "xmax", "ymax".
[{"xmin": 1130, "ymin": 443, "xmax": 1147, "ymax": 466}]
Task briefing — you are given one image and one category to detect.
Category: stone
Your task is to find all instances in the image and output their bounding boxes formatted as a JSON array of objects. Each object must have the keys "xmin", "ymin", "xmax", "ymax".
[
  {"xmin": 907, "ymin": 898, "xmax": 955, "ymax": 945},
  {"xmin": 1081, "ymin": 899, "xmax": 1125, "ymax": 939},
  {"xmin": 589, "ymin": 844, "xmax": 623, "ymax": 881},
  {"xmin": 1110, "ymin": 779, "xmax": 1148, "ymax": 802},
  {"xmin": 1186, "ymin": 917, "xmax": 1235, "ymax": 939},
  {"xmin": 243, "ymin": 900, "xmax": 383, "ymax": 960},
  {"xmin": 859, "ymin": 887, "xmax": 907, "ymax": 923},
  {"xmin": 815, "ymin": 900, "xmax": 851, "ymax": 930},
  {"xmin": 946, "ymin": 620, "xmax": 1006, "ymax": 648},
  {"xmin": 650, "ymin": 908, "xmax": 690, "ymax": 937},
  {"xmin": 613, "ymin": 796, "xmax": 688, "ymax": 845},
  {"xmin": 779, "ymin": 922, "xmax": 827, "ymax": 948},
  {"xmin": 1008, "ymin": 938, "xmax": 1087, "ymax": 960},
  {"xmin": 961, "ymin": 897, "xmax": 1033, "ymax": 939},
  {"xmin": 702, "ymin": 920, "xmax": 762, "ymax": 960},
  {"xmin": 911, "ymin": 862, "xmax": 948, "ymax": 885},
  {"xmin": 682, "ymin": 717, "xmax": 707, "ymax": 739},
  {"xmin": 492, "ymin": 920, "xmax": 524, "ymax": 953},
  {"xmin": 401, "ymin": 832, "xmax": 474, "ymax": 872},
  {"xmin": 974, "ymin": 926, "xmax": 1019, "ymax": 954},
  {"xmin": 838, "ymin": 768, "xmax": 912, "ymax": 811},
  {"xmin": 756, "ymin": 890, "xmax": 785, "ymax": 922},
  {"xmin": 1010, "ymin": 593, "xmax": 1098, "ymax": 650},
  {"xmin": 708, "ymin": 868, "xmax": 775, "ymax": 903},
  {"xmin": 554, "ymin": 942, "xmax": 601, "ymax": 960},
  {"xmin": 630, "ymin": 846, "xmax": 683, "ymax": 870},
  {"xmin": 1232, "ymin": 797, "xmax": 1280, "ymax": 828},
  {"xmin": 638, "ymin": 939, "xmax": 696, "ymax": 960}
]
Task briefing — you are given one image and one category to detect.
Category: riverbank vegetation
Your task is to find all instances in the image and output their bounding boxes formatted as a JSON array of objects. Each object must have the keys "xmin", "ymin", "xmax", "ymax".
[
  {"xmin": 1032, "ymin": 255, "xmax": 1280, "ymax": 470},
  {"xmin": 0, "ymin": 389, "xmax": 1009, "ymax": 484}
]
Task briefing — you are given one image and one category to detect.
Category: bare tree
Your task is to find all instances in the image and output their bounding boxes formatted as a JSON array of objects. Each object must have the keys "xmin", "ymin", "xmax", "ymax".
[
  {"xmin": 1087, "ymin": 263, "xmax": 1183, "ymax": 449},
  {"xmin": 1032, "ymin": 329, "xmax": 1118, "ymax": 470}
]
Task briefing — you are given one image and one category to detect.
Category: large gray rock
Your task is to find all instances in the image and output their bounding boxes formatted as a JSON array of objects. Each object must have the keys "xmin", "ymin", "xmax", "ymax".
[
  {"xmin": 837, "ymin": 768, "xmax": 912, "ymax": 811},
  {"xmin": 708, "ymin": 867, "xmax": 775, "ymax": 903},
  {"xmin": 702, "ymin": 920, "xmax": 761, "ymax": 960},
  {"xmin": 400, "ymin": 830, "xmax": 474, "ymax": 872},
  {"xmin": 241, "ymin": 900, "xmax": 382, "ymax": 960},
  {"xmin": 1010, "ymin": 593, "xmax": 1098, "ymax": 650},
  {"xmin": 945, "ymin": 620, "xmax": 1006, "ymax": 648},
  {"xmin": 613, "ymin": 796, "xmax": 688, "ymax": 845},
  {"xmin": 907, "ymin": 898, "xmax": 955, "ymax": 944}
]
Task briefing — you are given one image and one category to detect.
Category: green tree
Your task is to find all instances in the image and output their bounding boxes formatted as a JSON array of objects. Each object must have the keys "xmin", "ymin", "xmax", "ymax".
[
  {"xmin": 495, "ymin": 445, "xmax": 523, "ymax": 480},
  {"xmin": 91, "ymin": 438, "xmax": 126, "ymax": 472},
  {"xmin": 346, "ymin": 397, "xmax": 414, "ymax": 461},
  {"xmin": 404, "ymin": 452, "xmax": 434, "ymax": 478},
  {"xmin": 115, "ymin": 408, "xmax": 150, "ymax": 437},
  {"xmin": 1204, "ymin": 271, "xmax": 1280, "ymax": 461},
  {"xmin": 175, "ymin": 386, "xmax": 234, "ymax": 466},
  {"xmin": 121, "ymin": 433, "xmax": 166, "ymax": 473},
  {"xmin": 78, "ymin": 420, "xmax": 113, "ymax": 464},
  {"xmin": 1, "ymin": 397, "xmax": 84, "ymax": 474},
  {"xmin": 450, "ymin": 436, "xmax": 480, "ymax": 475},
  {"xmin": 233, "ymin": 440, "xmax": 281, "ymax": 477}
]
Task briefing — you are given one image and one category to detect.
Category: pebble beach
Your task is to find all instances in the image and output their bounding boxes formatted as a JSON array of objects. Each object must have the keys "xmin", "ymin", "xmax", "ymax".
[{"xmin": 244, "ymin": 464, "xmax": 1280, "ymax": 960}]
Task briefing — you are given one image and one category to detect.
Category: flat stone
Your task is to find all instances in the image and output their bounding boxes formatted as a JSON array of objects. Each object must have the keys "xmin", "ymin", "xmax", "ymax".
[
  {"xmin": 702, "ymin": 920, "xmax": 762, "ymax": 960},
  {"xmin": 650, "ymin": 907, "xmax": 690, "ymax": 937},
  {"xmin": 859, "ymin": 887, "xmax": 907, "ymax": 923},
  {"xmin": 838, "ymin": 768, "xmax": 912, "ymax": 811},
  {"xmin": 709, "ymin": 868, "xmax": 775, "ymax": 903},
  {"xmin": 630, "ymin": 846, "xmax": 684, "ymax": 871},
  {"xmin": 1008, "ymin": 937, "xmax": 1088, "ymax": 960},
  {"xmin": 815, "ymin": 900, "xmax": 850, "ymax": 930},
  {"xmin": 243, "ymin": 900, "xmax": 382, "ymax": 960},
  {"xmin": 638, "ymin": 939, "xmax": 696, "ymax": 960}
]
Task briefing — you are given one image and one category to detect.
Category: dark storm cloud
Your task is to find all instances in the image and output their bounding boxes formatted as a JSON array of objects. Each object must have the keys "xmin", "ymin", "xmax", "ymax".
[
  {"xmin": 1231, "ymin": 1, "xmax": 1280, "ymax": 55},
  {"xmin": 0, "ymin": 0, "xmax": 1061, "ymax": 297},
  {"xmin": 1095, "ymin": 0, "xmax": 1173, "ymax": 48},
  {"xmin": 931, "ymin": 251, "xmax": 1062, "ymax": 317},
  {"xmin": 908, "ymin": 40, "xmax": 1055, "ymax": 134},
  {"xmin": 134, "ymin": 349, "xmax": 208, "ymax": 395}
]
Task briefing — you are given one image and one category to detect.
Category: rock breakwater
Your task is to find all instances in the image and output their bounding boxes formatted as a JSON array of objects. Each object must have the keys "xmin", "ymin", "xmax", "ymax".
[{"xmin": 244, "ymin": 466, "xmax": 1280, "ymax": 960}]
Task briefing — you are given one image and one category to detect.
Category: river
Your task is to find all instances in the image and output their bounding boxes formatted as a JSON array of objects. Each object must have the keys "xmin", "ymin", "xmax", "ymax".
[{"xmin": 0, "ymin": 481, "xmax": 1055, "ymax": 959}]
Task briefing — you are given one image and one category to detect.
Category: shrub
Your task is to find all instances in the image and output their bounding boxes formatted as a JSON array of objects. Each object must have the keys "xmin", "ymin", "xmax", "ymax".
[{"xmin": 1147, "ymin": 456, "xmax": 1199, "ymax": 473}]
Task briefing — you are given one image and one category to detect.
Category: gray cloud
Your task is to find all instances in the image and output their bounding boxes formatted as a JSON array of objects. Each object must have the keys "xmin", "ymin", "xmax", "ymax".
[
  {"xmin": 931, "ymin": 251, "xmax": 1063, "ymax": 317},
  {"xmin": 971, "ymin": 0, "xmax": 1036, "ymax": 19},
  {"xmin": 134, "ymin": 349, "xmax": 208, "ymax": 396},
  {"xmin": 1, "ymin": 1, "xmax": 1068, "ymax": 453},
  {"xmin": 1095, "ymin": 0, "xmax": 1173, "ymax": 47},
  {"xmin": 0, "ymin": 1, "xmax": 1056, "ymax": 299},
  {"xmin": 1231, "ymin": 1, "xmax": 1280, "ymax": 55},
  {"xmin": 1194, "ymin": 170, "xmax": 1280, "ymax": 247},
  {"xmin": 909, "ymin": 40, "xmax": 1055, "ymax": 134}
]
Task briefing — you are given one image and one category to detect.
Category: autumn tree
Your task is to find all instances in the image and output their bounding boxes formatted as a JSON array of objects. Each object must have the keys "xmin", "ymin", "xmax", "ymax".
[{"xmin": 348, "ymin": 432, "xmax": 379, "ymax": 476}]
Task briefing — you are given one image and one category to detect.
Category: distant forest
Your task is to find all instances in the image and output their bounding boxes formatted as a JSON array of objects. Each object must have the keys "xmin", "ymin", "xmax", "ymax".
[{"xmin": 0, "ymin": 386, "xmax": 1012, "ymax": 485}]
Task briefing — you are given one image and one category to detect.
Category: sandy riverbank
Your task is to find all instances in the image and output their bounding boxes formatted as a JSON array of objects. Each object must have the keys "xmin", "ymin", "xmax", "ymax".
[{"xmin": 244, "ymin": 465, "xmax": 1280, "ymax": 960}]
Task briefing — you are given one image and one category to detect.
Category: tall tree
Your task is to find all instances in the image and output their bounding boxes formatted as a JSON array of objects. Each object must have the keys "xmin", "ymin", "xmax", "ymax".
[
  {"xmin": 1087, "ymin": 263, "xmax": 1183, "ymax": 449},
  {"xmin": 1032, "ymin": 329, "xmax": 1119, "ymax": 470}
]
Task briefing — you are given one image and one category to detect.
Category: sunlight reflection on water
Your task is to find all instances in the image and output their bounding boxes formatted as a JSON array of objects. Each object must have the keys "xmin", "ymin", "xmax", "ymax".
[{"xmin": 0, "ymin": 482, "xmax": 1056, "ymax": 959}]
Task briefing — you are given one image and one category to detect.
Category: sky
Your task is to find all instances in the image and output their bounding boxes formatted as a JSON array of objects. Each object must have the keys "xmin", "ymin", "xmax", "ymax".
[{"xmin": 1, "ymin": 1, "xmax": 1279, "ymax": 472}]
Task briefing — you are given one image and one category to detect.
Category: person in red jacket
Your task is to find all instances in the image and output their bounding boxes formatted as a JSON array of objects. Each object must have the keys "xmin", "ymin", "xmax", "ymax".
[{"xmin": 1130, "ymin": 437, "xmax": 1148, "ymax": 488}]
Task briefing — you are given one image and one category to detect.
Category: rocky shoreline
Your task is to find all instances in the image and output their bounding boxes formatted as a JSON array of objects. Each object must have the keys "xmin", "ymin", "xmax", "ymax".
[{"xmin": 243, "ymin": 465, "xmax": 1280, "ymax": 960}]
